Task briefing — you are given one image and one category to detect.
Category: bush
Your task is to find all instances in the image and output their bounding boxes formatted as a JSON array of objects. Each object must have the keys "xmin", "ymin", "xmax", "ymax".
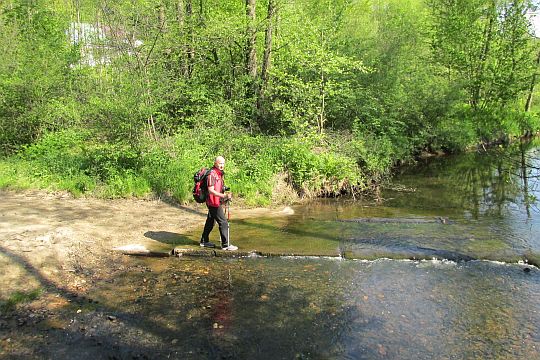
[
  {"xmin": 222, "ymin": 135, "xmax": 281, "ymax": 206},
  {"xmin": 21, "ymin": 129, "xmax": 88, "ymax": 176},
  {"xmin": 83, "ymin": 142, "xmax": 142, "ymax": 181},
  {"xmin": 9, "ymin": 130, "xmax": 148, "ymax": 197},
  {"xmin": 501, "ymin": 110, "xmax": 540, "ymax": 137},
  {"xmin": 1, "ymin": 127, "xmax": 392, "ymax": 205},
  {"xmin": 140, "ymin": 143, "xmax": 199, "ymax": 202},
  {"xmin": 432, "ymin": 115, "xmax": 477, "ymax": 152},
  {"xmin": 432, "ymin": 106, "xmax": 540, "ymax": 153},
  {"xmin": 276, "ymin": 134, "xmax": 365, "ymax": 197}
]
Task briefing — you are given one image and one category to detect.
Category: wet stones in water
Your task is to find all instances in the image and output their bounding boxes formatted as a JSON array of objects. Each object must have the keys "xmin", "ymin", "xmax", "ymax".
[
  {"xmin": 524, "ymin": 267, "xmax": 531, "ymax": 273},
  {"xmin": 338, "ymin": 217, "xmax": 452, "ymax": 224}
]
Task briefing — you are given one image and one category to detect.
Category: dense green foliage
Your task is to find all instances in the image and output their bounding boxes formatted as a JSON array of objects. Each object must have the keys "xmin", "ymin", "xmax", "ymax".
[
  {"xmin": 1, "ymin": 0, "xmax": 540, "ymax": 204},
  {"xmin": 0, "ymin": 128, "xmax": 365, "ymax": 204}
]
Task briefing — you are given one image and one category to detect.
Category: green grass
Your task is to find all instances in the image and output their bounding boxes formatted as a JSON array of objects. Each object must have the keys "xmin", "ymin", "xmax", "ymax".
[
  {"xmin": 0, "ymin": 289, "xmax": 43, "ymax": 314},
  {"xmin": 0, "ymin": 128, "xmax": 374, "ymax": 205}
]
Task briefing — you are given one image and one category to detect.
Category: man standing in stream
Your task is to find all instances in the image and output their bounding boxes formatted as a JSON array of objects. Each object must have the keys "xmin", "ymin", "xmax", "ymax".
[{"xmin": 200, "ymin": 156, "xmax": 238, "ymax": 251}]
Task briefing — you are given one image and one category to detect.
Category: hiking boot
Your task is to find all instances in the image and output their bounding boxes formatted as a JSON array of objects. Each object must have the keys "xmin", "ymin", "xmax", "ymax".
[
  {"xmin": 200, "ymin": 241, "xmax": 216, "ymax": 248},
  {"xmin": 222, "ymin": 244, "xmax": 238, "ymax": 251}
]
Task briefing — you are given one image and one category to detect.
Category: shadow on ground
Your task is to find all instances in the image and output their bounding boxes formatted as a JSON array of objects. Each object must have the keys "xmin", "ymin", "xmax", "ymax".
[{"xmin": 144, "ymin": 231, "xmax": 198, "ymax": 245}]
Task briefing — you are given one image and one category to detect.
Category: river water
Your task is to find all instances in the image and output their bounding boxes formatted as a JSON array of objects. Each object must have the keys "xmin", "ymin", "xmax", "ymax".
[{"xmin": 96, "ymin": 143, "xmax": 540, "ymax": 359}]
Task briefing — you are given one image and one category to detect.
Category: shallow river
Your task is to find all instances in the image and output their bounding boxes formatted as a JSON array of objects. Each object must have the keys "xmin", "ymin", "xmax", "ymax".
[{"xmin": 99, "ymin": 143, "xmax": 540, "ymax": 359}]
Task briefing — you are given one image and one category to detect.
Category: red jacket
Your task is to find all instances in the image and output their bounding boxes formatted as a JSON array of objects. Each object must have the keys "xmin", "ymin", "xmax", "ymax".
[{"xmin": 206, "ymin": 167, "xmax": 224, "ymax": 207}]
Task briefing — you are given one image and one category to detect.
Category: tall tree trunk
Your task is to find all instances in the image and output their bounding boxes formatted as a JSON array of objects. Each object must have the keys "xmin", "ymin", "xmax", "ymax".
[
  {"xmin": 177, "ymin": 0, "xmax": 184, "ymax": 26},
  {"xmin": 472, "ymin": 1, "xmax": 495, "ymax": 110},
  {"xmin": 159, "ymin": 4, "xmax": 166, "ymax": 32},
  {"xmin": 525, "ymin": 49, "xmax": 540, "ymax": 112},
  {"xmin": 260, "ymin": 0, "xmax": 275, "ymax": 90},
  {"xmin": 198, "ymin": 0, "xmax": 204, "ymax": 24},
  {"xmin": 176, "ymin": 0, "xmax": 189, "ymax": 77},
  {"xmin": 246, "ymin": 0, "xmax": 257, "ymax": 78},
  {"xmin": 256, "ymin": 0, "xmax": 276, "ymax": 131},
  {"xmin": 186, "ymin": 0, "xmax": 194, "ymax": 77}
]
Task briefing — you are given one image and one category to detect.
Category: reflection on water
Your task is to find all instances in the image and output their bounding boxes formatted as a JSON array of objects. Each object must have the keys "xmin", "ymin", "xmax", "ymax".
[
  {"xmin": 391, "ymin": 142, "xmax": 540, "ymax": 218},
  {"xmin": 380, "ymin": 140, "xmax": 540, "ymax": 264},
  {"xmin": 88, "ymin": 257, "xmax": 539, "ymax": 359}
]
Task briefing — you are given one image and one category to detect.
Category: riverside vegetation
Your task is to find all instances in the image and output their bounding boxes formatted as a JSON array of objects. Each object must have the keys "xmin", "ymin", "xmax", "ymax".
[{"xmin": 2, "ymin": 0, "xmax": 540, "ymax": 206}]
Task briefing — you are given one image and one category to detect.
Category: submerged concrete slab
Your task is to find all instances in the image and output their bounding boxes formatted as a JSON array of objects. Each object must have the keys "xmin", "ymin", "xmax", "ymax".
[
  {"xmin": 113, "ymin": 244, "xmax": 540, "ymax": 266},
  {"xmin": 112, "ymin": 244, "xmax": 172, "ymax": 257},
  {"xmin": 173, "ymin": 245, "xmax": 342, "ymax": 258},
  {"xmin": 113, "ymin": 243, "xmax": 342, "ymax": 258}
]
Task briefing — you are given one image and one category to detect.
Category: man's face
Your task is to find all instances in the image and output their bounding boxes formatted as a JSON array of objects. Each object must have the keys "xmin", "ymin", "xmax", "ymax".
[{"xmin": 215, "ymin": 159, "xmax": 225, "ymax": 171}]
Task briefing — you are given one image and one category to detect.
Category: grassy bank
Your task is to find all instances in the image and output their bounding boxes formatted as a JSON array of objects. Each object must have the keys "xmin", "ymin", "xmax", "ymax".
[
  {"xmin": 0, "ymin": 128, "xmax": 375, "ymax": 206},
  {"xmin": 1, "ymin": 106, "xmax": 539, "ymax": 207}
]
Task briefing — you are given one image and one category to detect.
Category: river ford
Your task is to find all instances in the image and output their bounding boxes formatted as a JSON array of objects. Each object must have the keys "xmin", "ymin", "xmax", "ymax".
[{"xmin": 2, "ymin": 142, "xmax": 540, "ymax": 359}]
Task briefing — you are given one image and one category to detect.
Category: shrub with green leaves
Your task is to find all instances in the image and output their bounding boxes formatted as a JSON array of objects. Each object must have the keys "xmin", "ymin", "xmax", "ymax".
[
  {"xmin": 432, "ymin": 116, "xmax": 477, "ymax": 153},
  {"xmin": 0, "ymin": 125, "xmax": 433, "ymax": 204}
]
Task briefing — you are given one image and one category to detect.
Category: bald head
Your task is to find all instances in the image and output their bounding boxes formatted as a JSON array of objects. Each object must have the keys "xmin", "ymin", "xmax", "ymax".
[{"xmin": 214, "ymin": 156, "xmax": 225, "ymax": 171}]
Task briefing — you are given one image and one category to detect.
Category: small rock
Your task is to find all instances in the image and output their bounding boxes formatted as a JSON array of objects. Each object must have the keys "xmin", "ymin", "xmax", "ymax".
[
  {"xmin": 281, "ymin": 207, "xmax": 295, "ymax": 215},
  {"xmin": 107, "ymin": 315, "xmax": 117, "ymax": 321},
  {"xmin": 524, "ymin": 267, "xmax": 531, "ymax": 273},
  {"xmin": 378, "ymin": 344, "xmax": 387, "ymax": 356},
  {"xmin": 171, "ymin": 339, "xmax": 178, "ymax": 344}
]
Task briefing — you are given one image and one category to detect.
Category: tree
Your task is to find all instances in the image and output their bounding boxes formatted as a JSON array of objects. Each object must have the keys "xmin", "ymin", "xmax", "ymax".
[
  {"xmin": 260, "ymin": 0, "xmax": 276, "ymax": 95},
  {"xmin": 525, "ymin": 49, "xmax": 540, "ymax": 112},
  {"xmin": 0, "ymin": 0, "xmax": 74, "ymax": 154},
  {"xmin": 263, "ymin": 0, "xmax": 366, "ymax": 134},
  {"xmin": 430, "ymin": 0, "xmax": 537, "ymax": 111},
  {"xmin": 245, "ymin": 0, "xmax": 257, "ymax": 78},
  {"xmin": 494, "ymin": 0, "xmax": 538, "ymax": 105}
]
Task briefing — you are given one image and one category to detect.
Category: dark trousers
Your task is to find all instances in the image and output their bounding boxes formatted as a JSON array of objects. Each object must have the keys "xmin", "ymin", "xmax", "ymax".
[{"xmin": 201, "ymin": 205, "xmax": 229, "ymax": 247}]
